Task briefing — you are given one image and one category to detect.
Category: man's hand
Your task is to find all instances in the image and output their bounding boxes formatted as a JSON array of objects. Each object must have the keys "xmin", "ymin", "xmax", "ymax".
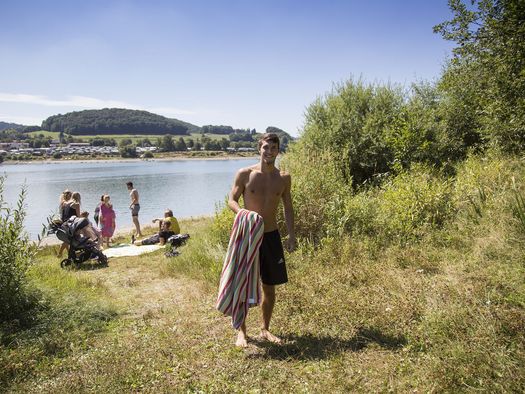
[{"xmin": 285, "ymin": 236, "xmax": 296, "ymax": 252}]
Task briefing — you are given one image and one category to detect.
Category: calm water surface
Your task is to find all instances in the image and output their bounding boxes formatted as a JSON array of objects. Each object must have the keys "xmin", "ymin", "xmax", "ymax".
[{"xmin": 1, "ymin": 158, "xmax": 257, "ymax": 239}]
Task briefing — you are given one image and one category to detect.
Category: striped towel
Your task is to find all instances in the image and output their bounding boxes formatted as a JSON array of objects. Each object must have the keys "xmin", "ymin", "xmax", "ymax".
[{"xmin": 216, "ymin": 209, "xmax": 264, "ymax": 329}]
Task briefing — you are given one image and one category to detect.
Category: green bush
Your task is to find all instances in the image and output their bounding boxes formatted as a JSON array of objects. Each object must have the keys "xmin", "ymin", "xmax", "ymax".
[
  {"xmin": 375, "ymin": 165, "xmax": 454, "ymax": 242},
  {"xmin": 280, "ymin": 149, "xmax": 352, "ymax": 241},
  {"xmin": 299, "ymin": 78, "xmax": 402, "ymax": 187},
  {"xmin": 142, "ymin": 151, "xmax": 154, "ymax": 159},
  {"xmin": 0, "ymin": 179, "xmax": 38, "ymax": 322},
  {"xmin": 210, "ymin": 198, "xmax": 235, "ymax": 247}
]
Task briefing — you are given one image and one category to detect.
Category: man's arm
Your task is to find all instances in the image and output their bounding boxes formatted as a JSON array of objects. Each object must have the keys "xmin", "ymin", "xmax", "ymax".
[
  {"xmin": 282, "ymin": 173, "xmax": 296, "ymax": 252},
  {"xmin": 228, "ymin": 169, "xmax": 248, "ymax": 214}
]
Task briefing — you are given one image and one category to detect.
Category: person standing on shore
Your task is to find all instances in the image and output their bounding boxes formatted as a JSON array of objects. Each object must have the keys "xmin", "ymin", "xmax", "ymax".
[
  {"xmin": 219, "ymin": 132, "xmax": 296, "ymax": 347},
  {"xmin": 57, "ymin": 189, "xmax": 72, "ymax": 258},
  {"xmin": 99, "ymin": 194, "xmax": 116, "ymax": 248},
  {"xmin": 57, "ymin": 191, "xmax": 82, "ymax": 257},
  {"xmin": 126, "ymin": 181, "xmax": 143, "ymax": 237}
]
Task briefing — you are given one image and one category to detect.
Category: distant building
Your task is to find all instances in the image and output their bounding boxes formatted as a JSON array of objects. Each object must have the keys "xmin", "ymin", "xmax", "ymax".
[
  {"xmin": 67, "ymin": 143, "xmax": 90, "ymax": 147},
  {"xmin": 0, "ymin": 141, "xmax": 30, "ymax": 149}
]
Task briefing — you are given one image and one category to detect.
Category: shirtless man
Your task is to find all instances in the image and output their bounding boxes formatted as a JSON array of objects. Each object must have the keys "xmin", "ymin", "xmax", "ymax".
[
  {"xmin": 126, "ymin": 181, "xmax": 143, "ymax": 237},
  {"xmin": 228, "ymin": 132, "xmax": 296, "ymax": 347}
]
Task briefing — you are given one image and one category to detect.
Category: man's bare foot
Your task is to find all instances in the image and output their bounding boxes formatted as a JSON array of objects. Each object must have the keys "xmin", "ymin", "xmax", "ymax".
[
  {"xmin": 260, "ymin": 329, "xmax": 282, "ymax": 344},
  {"xmin": 236, "ymin": 331, "xmax": 248, "ymax": 348}
]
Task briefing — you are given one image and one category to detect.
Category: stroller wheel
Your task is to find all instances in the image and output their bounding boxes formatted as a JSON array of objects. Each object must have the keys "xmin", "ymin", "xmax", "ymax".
[
  {"xmin": 60, "ymin": 258, "xmax": 73, "ymax": 268},
  {"xmin": 98, "ymin": 253, "xmax": 108, "ymax": 266}
]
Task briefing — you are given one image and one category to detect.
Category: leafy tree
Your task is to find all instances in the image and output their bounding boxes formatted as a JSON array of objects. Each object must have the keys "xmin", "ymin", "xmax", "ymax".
[
  {"xmin": 160, "ymin": 135, "xmax": 175, "ymax": 152},
  {"xmin": 434, "ymin": 0, "xmax": 525, "ymax": 152},
  {"xmin": 219, "ymin": 137, "xmax": 230, "ymax": 150},
  {"xmin": 175, "ymin": 137, "xmax": 187, "ymax": 151},
  {"xmin": 300, "ymin": 79, "xmax": 403, "ymax": 186},
  {"xmin": 119, "ymin": 146, "xmax": 138, "ymax": 158},
  {"xmin": 119, "ymin": 138, "xmax": 133, "ymax": 147},
  {"xmin": 201, "ymin": 125, "xmax": 234, "ymax": 134}
]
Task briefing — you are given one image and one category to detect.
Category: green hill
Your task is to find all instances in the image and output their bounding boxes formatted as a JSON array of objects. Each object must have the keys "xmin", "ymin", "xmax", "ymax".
[
  {"xmin": 0, "ymin": 121, "xmax": 26, "ymax": 132},
  {"xmin": 41, "ymin": 108, "xmax": 201, "ymax": 136}
]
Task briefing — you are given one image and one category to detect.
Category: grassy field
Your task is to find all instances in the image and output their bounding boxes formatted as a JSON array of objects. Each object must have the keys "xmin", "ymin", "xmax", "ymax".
[{"xmin": 2, "ymin": 156, "xmax": 525, "ymax": 392}]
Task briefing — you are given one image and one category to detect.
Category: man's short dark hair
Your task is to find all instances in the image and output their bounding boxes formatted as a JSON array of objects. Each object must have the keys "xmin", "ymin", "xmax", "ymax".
[
  {"xmin": 126, "ymin": 181, "xmax": 133, "ymax": 188},
  {"xmin": 258, "ymin": 133, "xmax": 280, "ymax": 150}
]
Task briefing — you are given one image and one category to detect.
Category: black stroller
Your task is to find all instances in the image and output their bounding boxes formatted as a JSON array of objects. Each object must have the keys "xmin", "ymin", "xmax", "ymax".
[
  {"xmin": 165, "ymin": 233, "xmax": 190, "ymax": 257},
  {"xmin": 48, "ymin": 216, "xmax": 108, "ymax": 268}
]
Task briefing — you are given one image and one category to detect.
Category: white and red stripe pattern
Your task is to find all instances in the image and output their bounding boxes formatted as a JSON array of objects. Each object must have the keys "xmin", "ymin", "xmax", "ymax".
[{"xmin": 216, "ymin": 209, "xmax": 264, "ymax": 329}]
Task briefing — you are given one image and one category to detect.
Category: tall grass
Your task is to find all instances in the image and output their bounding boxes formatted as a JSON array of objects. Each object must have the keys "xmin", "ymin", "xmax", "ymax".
[{"xmin": 0, "ymin": 179, "xmax": 39, "ymax": 323}]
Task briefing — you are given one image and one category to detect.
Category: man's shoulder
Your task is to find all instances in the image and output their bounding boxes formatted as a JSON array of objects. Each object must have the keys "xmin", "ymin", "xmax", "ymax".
[{"xmin": 237, "ymin": 165, "xmax": 259, "ymax": 177}]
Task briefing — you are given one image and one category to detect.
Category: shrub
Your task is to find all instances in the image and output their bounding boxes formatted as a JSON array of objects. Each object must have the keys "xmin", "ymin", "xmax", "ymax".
[
  {"xmin": 119, "ymin": 146, "xmax": 137, "ymax": 158},
  {"xmin": 280, "ymin": 149, "xmax": 352, "ymax": 241},
  {"xmin": 210, "ymin": 198, "xmax": 235, "ymax": 247},
  {"xmin": 0, "ymin": 178, "xmax": 39, "ymax": 322},
  {"xmin": 375, "ymin": 165, "xmax": 454, "ymax": 242},
  {"xmin": 299, "ymin": 78, "xmax": 403, "ymax": 187},
  {"xmin": 142, "ymin": 151, "xmax": 154, "ymax": 159}
]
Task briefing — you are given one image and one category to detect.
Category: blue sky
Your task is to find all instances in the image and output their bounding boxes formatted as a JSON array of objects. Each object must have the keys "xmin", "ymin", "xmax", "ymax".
[{"xmin": 0, "ymin": 1, "xmax": 455, "ymax": 137}]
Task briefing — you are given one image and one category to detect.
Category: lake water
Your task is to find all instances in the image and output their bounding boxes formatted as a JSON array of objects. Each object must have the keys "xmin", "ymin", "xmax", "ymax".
[{"xmin": 1, "ymin": 158, "xmax": 257, "ymax": 239}]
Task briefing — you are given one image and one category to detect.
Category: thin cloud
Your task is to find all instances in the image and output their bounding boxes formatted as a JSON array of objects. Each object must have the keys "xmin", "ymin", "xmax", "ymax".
[
  {"xmin": 0, "ymin": 92, "xmax": 197, "ymax": 117},
  {"xmin": 0, "ymin": 114, "xmax": 43, "ymax": 125}
]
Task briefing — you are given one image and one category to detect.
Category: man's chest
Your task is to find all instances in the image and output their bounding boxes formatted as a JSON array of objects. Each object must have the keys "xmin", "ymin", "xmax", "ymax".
[{"xmin": 245, "ymin": 173, "xmax": 285, "ymax": 198}]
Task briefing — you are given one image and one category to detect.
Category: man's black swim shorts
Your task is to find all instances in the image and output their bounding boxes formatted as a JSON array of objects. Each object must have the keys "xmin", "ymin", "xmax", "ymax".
[{"xmin": 259, "ymin": 230, "xmax": 288, "ymax": 285}]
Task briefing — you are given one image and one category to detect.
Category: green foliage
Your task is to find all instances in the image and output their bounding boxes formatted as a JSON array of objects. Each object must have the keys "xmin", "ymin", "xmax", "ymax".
[
  {"xmin": 210, "ymin": 199, "xmax": 235, "ymax": 247},
  {"xmin": 300, "ymin": 78, "xmax": 403, "ymax": 186},
  {"xmin": 376, "ymin": 166, "xmax": 454, "ymax": 242},
  {"xmin": 201, "ymin": 125, "xmax": 234, "ymax": 134},
  {"xmin": 280, "ymin": 149, "xmax": 352, "ymax": 241},
  {"xmin": 435, "ymin": 0, "xmax": 525, "ymax": 153},
  {"xmin": 142, "ymin": 151, "xmax": 154, "ymax": 159},
  {"xmin": 0, "ymin": 179, "xmax": 38, "ymax": 322},
  {"xmin": 510, "ymin": 176, "xmax": 525, "ymax": 235},
  {"xmin": 158, "ymin": 135, "xmax": 175, "ymax": 152},
  {"xmin": 0, "ymin": 121, "xmax": 25, "ymax": 132},
  {"xmin": 41, "ymin": 108, "xmax": 194, "ymax": 136},
  {"xmin": 119, "ymin": 146, "xmax": 138, "ymax": 158}
]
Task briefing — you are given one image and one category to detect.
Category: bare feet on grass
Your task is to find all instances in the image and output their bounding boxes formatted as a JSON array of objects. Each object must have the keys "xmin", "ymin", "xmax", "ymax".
[
  {"xmin": 260, "ymin": 329, "xmax": 282, "ymax": 344},
  {"xmin": 236, "ymin": 331, "xmax": 248, "ymax": 348}
]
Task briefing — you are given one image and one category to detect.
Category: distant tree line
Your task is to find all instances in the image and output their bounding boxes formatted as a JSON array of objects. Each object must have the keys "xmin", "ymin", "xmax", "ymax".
[
  {"xmin": 201, "ymin": 125, "xmax": 257, "ymax": 135},
  {"xmin": 41, "ymin": 108, "xmax": 193, "ymax": 136}
]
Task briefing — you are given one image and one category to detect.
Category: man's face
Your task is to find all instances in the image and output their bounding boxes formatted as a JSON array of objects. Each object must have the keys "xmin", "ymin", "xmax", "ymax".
[{"xmin": 259, "ymin": 141, "xmax": 279, "ymax": 164}]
